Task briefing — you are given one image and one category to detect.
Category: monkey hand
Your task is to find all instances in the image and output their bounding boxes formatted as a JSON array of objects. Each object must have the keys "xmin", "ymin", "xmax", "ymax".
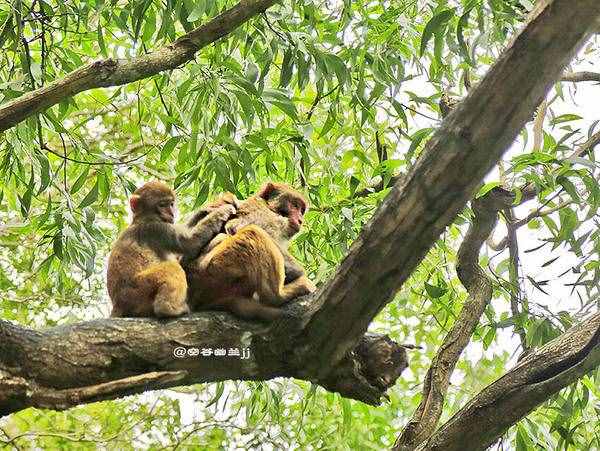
[
  {"xmin": 219, "ymin": 192, "xmax": 241, "ymax": 209},
  {"xmin": 212, "ymin": 204, "xmax": 237, "ymax": 222}
]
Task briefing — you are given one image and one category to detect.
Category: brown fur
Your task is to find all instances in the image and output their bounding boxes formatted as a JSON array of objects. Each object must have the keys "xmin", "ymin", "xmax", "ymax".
[
  {"xmin": 184, "ymin": 182, "xmax": 316, "ymax": 321},
  {"xmin": 107, "ymin": 181, "xmax": 236, "ymax": 318}
]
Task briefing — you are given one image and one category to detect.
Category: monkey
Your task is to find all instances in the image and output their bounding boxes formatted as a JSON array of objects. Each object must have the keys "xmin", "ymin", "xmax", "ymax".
[
  {"xmin": 184, "ymin": 188, "xmax": 306, "ymax": 283},
  {"xmin": 183, "ymin": 182, "xmax": 316, "ymax": 321},
  {"xmin": 107, "ymin": 181, "xmax": 237, "ymax": 318}
]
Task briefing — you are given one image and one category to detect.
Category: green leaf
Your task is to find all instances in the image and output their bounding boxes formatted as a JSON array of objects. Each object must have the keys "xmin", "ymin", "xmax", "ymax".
[
  {"xmin": 551, "ymin": 114, "xmax": 582, "ymax": 125},
  {"xmin": 420, "ymin": 9, "xmax": 456, "ymax": 57},
  {"xmin": 245, "ymin": 62, "xmax": 259, "ymax": 84},
  {"xmin": 71, "ymin": 167, "xmax": 90, "ymax": 194},
  {"xmin": 279, "ymin": 49, "xmax": 294, "ymax": 88},
  {"xmin": 456, "ymin": 8, "xmax": 472, "ymax": 65},
  {"xmin": 160, "ymin": 136, "xmax": 181, "ymax": 162},
  {"xmin": 18, "ymin": 171, "xmax": 35, "ymax": 218},
  {"xmin": 53, "ymin": 232, "xmax": 63, "ymax": 259},
  {"xmin": 424, "ymin": 282, "xmax": 447, "ymax": 299},
  {"xmin": 187, "ymin": 0, "xmax": 206, "ymax": 22},
  {"xmin": 97, "ymin": 25, "xmax": 107, "ymax": 57},
  {"xmin": 476, "ymin": 182, "xmax": 501, "ymax": 198},
  {"xmin": 79, "ymin": 180, "xmax": 99, "ymax": 209},
  {"xmin": 319, "ymin": 109, "xmax": 336, "ymax": 138},
  {"xmin": 557, "ymin": 176, "xmax": 580, "ymax": 202},
  {"xmin": 407, "ymin": 128, "xmax": 434, "ymax": 160}
]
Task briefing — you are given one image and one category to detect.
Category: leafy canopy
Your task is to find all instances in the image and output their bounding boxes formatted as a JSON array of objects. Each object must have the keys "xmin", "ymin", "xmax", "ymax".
[{"xmin": 0, "ymin": 0, "xmax": 599, "ymax": 449}]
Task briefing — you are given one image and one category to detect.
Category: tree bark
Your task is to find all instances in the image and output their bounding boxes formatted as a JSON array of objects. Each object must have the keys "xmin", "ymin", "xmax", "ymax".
[
  {"xmin": 0, "ymin": 303, "xmax": 408, "ymax": 416},
  {"xmin": 0, "ymin": 0, "xmax": 278, "ymax": 132}
]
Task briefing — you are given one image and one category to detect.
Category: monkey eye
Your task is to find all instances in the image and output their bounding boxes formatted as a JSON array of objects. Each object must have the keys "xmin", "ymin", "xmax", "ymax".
[{"xmin": 293, "ymin": 201, "xmax": 306, "ymax": 214}]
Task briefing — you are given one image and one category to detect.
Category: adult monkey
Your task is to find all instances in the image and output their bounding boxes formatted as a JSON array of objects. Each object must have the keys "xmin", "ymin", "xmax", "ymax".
[
  {"xmin": 183, "ymin": 182, "xmax": 316, "ymax": 320},
  {"xmin": 107, "ymin": 181, "xmax": 236, "ymax": 318}
]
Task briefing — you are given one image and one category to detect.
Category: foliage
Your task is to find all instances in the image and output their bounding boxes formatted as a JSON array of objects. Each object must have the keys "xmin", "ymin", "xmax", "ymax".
[{"xmin": 0, "ymin": 0, "xmax": 599, "ymax": 449}]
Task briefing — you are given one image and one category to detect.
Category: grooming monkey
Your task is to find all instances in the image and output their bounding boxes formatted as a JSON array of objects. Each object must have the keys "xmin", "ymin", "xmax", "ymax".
[
  {"xmin": 107, "ymin": 181, "xmax": 236, "ymax": 318},
  {"xmin": 184, "ymin": 182, "xmax": 316, "ymax": 320}
]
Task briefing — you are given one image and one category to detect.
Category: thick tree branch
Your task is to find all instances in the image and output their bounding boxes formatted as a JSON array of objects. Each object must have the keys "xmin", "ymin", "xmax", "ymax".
[
  {"xmin": 0, "ymin": 0, "xmax": 278, "ymax": 132},
  {"xmin": 417, "ymin": 312, "xmax": 600, "ymax": 451},
  {"xmin": 0, "ymin": 298, "xmax": 408, "ymax": 416},
  {"xmin": 395, "ymin": 189, "xmax": 515, "ymax": 450},
  {"xmin": 297, "ymin": 0, "xmax": 600, "ymax": 380}
]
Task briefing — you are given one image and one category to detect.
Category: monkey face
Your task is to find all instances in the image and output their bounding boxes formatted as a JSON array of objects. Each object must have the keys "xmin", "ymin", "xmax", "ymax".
[
  {"xmin": 130, "ymin": 181, "xmax": 177, "ymax": 223},
  {"xmin": 257, "ymin": 181, "xmax": 308, "ymax": 238},
  {"xmin": 156, "ymin": 198, "xmax": 176, "ymax": 223},
  {"xmin": 285, "ymin": 201, "xmax": 305, "ymax": 234}
]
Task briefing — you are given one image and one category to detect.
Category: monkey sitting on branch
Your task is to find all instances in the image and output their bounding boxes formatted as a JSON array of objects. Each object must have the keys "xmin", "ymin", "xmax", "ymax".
[
  {"xmin": 183, "ymin": 182, "xmax": 316, "ymax": 321},
  {"xmin": 107, "ymin": 181, "xmax": 237, "ymax": 318}
]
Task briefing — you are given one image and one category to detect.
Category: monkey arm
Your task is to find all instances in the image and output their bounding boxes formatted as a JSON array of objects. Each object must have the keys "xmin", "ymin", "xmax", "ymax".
[
  {"xmin": 187, "ymin": 192, "xmax": 240, "ymax": 228},
  {"xmin": 185, "ymin": 209, "xmax": 210, "ymax": 228},
  {"xmin": 204, "ymin": 233, "xmax": 228, "ymax": 253},
  {"xmin": 180, "ymin": 205, "xmax": 237, "ymax": 260}
]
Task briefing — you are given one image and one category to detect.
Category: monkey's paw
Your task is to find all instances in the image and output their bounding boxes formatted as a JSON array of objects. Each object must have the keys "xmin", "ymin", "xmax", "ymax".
[
  {"xmin": 214, "ymin": 204, "xmax": 237, "ymax": 221},
  {"xmin": 221, "ymin": 192, "xmax": 242, "ymax": 209}
]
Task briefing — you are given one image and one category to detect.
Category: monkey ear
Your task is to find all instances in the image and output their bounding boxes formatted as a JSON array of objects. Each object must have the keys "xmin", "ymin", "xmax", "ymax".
[
  {"xmin": 257, "ymin": 182, "xmax": 278, "ymax": 200},
  {"xmin": 129, "ymin": 194, "xmax": 141, "ymax": 212}
]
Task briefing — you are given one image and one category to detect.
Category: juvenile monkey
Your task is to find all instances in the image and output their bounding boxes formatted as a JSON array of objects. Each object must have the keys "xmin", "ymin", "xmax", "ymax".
[
  {"xmin": 107, "ymin": 181, "xmax": 236, "ymax": 318},
  {"xmin": 184, "ymin": 182, "xmax": 316, "ymax": 321}
]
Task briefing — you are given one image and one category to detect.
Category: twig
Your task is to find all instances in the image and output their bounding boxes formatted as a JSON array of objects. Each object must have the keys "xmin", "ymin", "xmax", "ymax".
[
  {"xmin": 42, "ymin": 144, "xmax": 152, "ymax": 166},
  {"xmin": 561, "ymin": 71, "xmax": 600, "ymax": 83},
  {"xmin": 504, "ymin": 208, "xmax": 528, "ymax": 350},
  {"xmin": 0, "ymin": 0, "xmax": 280, "ymax": 132}
]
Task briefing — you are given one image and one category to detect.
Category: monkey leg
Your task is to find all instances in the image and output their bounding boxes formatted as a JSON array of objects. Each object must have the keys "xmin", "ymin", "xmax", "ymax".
[
  {"xmin": 201, "ymin": 225, "xmax": 287, "ymax": 304},
  {"xmin": 276, "ymin": 275, "xmax": 316, "ymax": 304},
  {"xmin": 203, "ymin": 225, "xmax": 312, "ymax": 307},
  {"xmin": 135, "ymin": 261, "xmax": 189, "ymax": 318},
  {"xmin": 110, "ymin": 305, "xmax": 124, "ymax": 318},
  {"xmin": 259, "ymin": 274, "xmax": 316, "ymax": 307}
]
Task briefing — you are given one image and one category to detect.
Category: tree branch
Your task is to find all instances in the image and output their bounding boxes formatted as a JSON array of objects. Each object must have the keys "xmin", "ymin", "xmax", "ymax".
[
  {"xmin": 561, "ymin": 71, "xmax": 600, "ymax": 83},
  {"xmin": 0, "ymin": 299, "xmax": 409, "ymax": 416},
  {"xmin": 296, "ymin": 0, "xmax": 600, "ymax": 380},
  {"xmin": 418, "ymin": 312, "xmax": 600, "ymax": 451},
  {"xmin": 0, "ymin": 0, "xmax": 279, "ymax": 132},
  {"xmin": 395, "ymin": 188, "xmax": 515, "ymax": 450}
]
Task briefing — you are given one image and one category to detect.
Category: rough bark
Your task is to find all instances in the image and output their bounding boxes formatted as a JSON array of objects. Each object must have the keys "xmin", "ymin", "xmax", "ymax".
[
  {"xmin": 0, "ymin": 0, "xmax": 278, "ymax": 132},
  {"xmin": 418, "ymin": 313, "xmax": 600, "ymax": 451},
  {"xmin": 297, "ymin": 0, "xmax": 600, "ymax": 381},
  {"xmin": 0, "ymin": 297, "xmax": 408, "ymax": 416}
]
